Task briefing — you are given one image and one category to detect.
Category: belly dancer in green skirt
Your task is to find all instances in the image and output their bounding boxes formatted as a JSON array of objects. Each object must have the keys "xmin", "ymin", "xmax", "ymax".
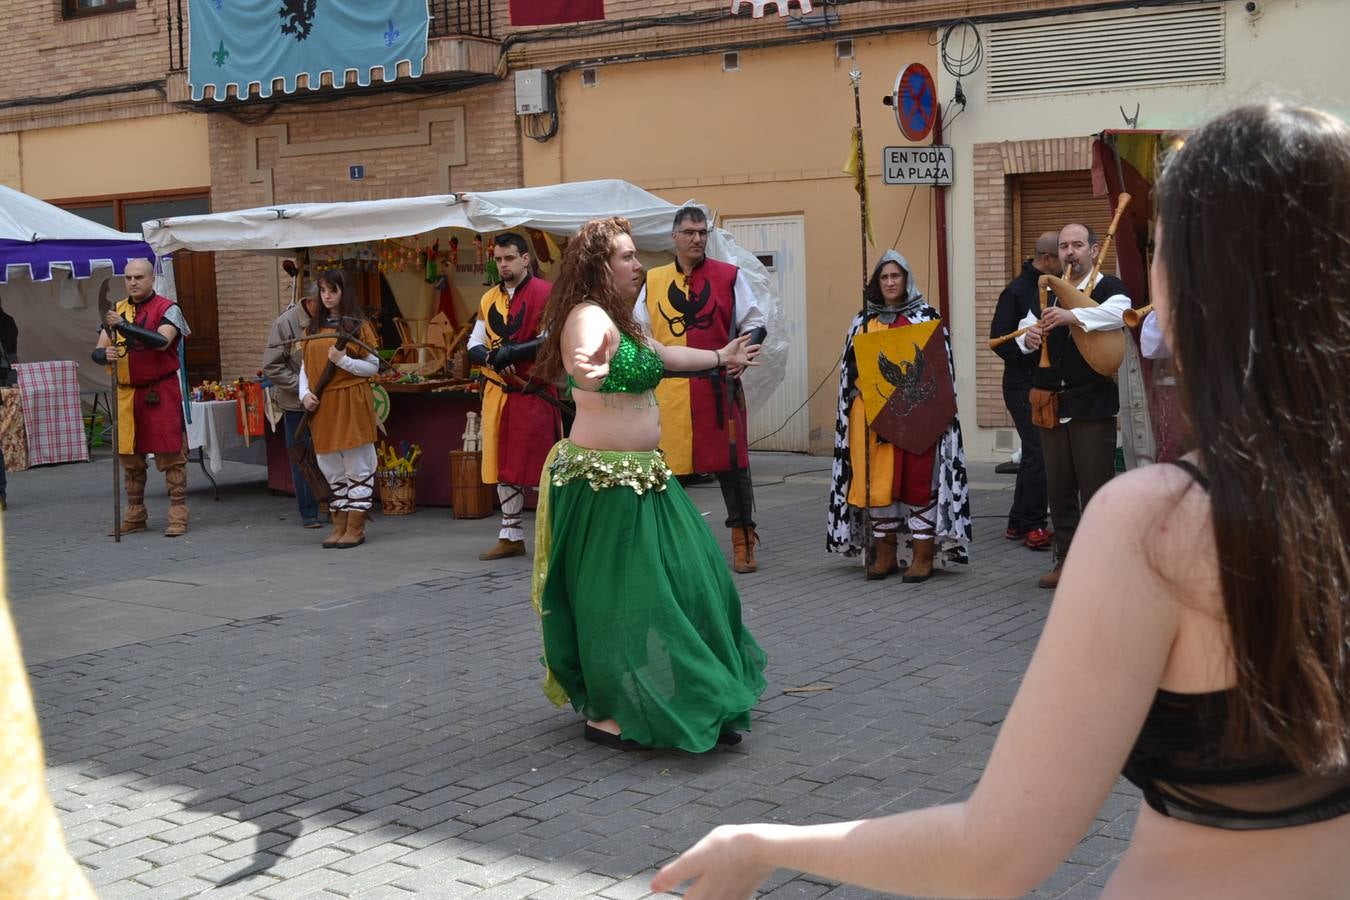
[{"xmin": 529, "ymin": 217, "xmax": 767, "ymax": 752}]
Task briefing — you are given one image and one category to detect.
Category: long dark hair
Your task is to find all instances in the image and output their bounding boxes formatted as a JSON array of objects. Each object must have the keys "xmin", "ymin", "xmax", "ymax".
[
  {"xmin": 305, "ymin": 269, "xmax": 366, "ymax": 335},
  {"xmin": 1156, "ymin": 103, "xmax": 1350, "ymax": 772},
  {"xmin": 533, "ymin": 217, "xmax": 644, "ymax": 382}
]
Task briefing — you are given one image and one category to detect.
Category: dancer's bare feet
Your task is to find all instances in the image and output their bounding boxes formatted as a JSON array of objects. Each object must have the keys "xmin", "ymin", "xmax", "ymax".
[{"xmin": 586, "ymin": 718, "xmax": 621, "ymax": 736}]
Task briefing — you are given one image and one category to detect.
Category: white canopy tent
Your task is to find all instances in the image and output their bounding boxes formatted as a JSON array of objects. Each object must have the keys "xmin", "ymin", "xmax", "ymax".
[
  {"xmin": 0, "ymin": 184, "xmax": 165, "ymax": 394},
  {"xmin": 142, "ymin": 180, "xmax": 788, "ymax": 413}
]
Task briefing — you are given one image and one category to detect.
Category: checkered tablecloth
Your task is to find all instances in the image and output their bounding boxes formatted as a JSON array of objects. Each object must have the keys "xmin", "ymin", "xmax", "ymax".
[{"xmin": 14, "ymin": 361, "xmax": 89, "ymax": 466}]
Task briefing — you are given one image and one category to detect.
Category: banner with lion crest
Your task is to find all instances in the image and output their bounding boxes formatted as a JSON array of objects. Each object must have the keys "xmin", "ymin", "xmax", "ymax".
[
  {"xmin": 189, "ymin": 0, "xmax": 429, "ymax": 102},
  {"xmin": 852, "ymin": 319, "xmax": 956, "ymax": 454}
]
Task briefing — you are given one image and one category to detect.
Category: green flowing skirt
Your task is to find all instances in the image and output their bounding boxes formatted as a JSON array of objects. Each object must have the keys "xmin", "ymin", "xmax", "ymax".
[{"xmin": 532, "ymin": 441, "xmax": 767, "ymax": 752}]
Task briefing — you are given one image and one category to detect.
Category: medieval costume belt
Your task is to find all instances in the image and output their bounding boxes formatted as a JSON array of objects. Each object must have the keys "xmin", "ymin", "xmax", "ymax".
[{"xmin": 120, "ymin": 371, "xmax": 178, "ymax": 390}]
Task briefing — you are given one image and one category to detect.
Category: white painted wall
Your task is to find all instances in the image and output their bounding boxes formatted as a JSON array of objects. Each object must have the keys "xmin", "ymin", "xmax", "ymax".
[{"xmin": 935, "ymin": 0, "xmax": 1350, "ymax": 461}]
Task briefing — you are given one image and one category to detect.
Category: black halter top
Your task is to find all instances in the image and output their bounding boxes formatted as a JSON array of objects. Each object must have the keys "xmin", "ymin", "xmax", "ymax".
[{"xmin": 1119, "ymin": 460, "xmax": 1350, "ymax": 829}]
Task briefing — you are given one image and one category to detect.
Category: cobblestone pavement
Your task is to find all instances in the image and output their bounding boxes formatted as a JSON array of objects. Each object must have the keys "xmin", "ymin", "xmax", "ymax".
[{"xmin": 8, "ymin": 448, "xmax": 1137, "ymax": 898}]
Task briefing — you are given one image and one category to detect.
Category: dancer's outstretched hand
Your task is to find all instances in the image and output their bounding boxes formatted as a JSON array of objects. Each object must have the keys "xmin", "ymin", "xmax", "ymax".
[
  {"xmin": 719, "ymin": 333, "xmax": 761, "ymax": 374},
  {"xmin": 571, "ymin": 329, "xmax": 616, "ymax": 388}
]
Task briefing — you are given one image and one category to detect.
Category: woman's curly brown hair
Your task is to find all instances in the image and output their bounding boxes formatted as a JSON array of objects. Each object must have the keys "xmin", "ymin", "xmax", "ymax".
[{"xmin": 533, "ymin": 217, "xmax": 645, "ymax": 382}]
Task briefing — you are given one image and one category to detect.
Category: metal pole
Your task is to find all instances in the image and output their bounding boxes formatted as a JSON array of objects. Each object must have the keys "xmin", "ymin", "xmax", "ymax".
[
  {"xmin": 850, "ymin": 67, "xmax": 868, "ymax": 292},
  {"xmin": 97, "ymin": 292, "xmax": 123, "ymax": 544},
  {"xmin": 109, "ymin": 366, "xmax": 121, "ymax": 543},
  {"xmin": 849, "ymin": 66, "xmax": 873, "ymax": 578}
]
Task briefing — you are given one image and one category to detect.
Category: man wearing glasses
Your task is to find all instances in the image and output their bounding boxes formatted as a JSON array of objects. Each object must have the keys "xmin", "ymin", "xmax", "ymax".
[{"xmin": 636, "ymin": 206, "xmax": 767, "ymax": 574}]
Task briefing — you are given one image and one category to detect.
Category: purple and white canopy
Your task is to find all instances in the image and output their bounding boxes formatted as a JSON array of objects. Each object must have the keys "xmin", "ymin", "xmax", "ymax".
[{"xmin": 0, "ymin": 184, "xmax": 155, "ymax": 284}]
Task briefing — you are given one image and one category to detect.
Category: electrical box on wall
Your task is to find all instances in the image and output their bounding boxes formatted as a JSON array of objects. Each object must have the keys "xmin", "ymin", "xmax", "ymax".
[{"xmin": 514, "ymin": 69, "xmax": 553, "ymax": 115}]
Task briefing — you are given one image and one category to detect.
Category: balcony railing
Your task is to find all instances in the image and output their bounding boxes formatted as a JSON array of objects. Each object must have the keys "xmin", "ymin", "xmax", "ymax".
[
  {"xmin": 164, "ymin": 0, "xmax": 496, "ymax": 73},
  {"xmin": 165, "ymin": 0, "xmax": 186, "ymax": 72},
  {"xmin": 430, "ymin": 0, "xmax": 496, "ymax": 39}
]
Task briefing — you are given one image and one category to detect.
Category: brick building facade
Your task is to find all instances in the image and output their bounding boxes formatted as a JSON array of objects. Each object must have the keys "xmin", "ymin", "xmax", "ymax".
[{"xmin": 6, "ymin": 0, "xmax": 1262, "ymax": 458}]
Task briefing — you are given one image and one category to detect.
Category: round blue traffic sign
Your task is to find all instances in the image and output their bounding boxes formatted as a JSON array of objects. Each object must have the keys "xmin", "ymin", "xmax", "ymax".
[{"xmin": 894, "ymin": 63, "xmax": 937, "ymax": 142}]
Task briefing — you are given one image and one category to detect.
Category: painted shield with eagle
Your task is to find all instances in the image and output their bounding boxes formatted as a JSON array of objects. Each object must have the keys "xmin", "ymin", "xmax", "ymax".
[{"xmin": 852, "ymin": 320, "xmax": 956, "ymax": 454}]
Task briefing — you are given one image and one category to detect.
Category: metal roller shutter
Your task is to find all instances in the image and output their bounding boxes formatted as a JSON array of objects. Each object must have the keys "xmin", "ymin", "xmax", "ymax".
[{"xmin": 1010, "ymin": 172, "xmax": 1117, "ymax": 280}]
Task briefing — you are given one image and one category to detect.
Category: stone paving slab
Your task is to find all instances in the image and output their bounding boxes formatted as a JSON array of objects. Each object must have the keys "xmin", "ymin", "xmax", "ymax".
[{"xmin": 6, "ymin": 447, "xmax": 1137, "ymax": 897}]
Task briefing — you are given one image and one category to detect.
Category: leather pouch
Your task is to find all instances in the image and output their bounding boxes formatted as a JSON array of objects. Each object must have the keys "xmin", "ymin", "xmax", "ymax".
[{"xmin": 1030, "ymin": 387, "xmax": 1059, "ymax": 430}]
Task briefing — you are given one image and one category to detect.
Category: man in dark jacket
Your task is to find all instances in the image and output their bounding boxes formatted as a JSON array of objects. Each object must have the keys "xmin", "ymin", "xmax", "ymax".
[
  {"xmin": 989, "ymin": 231, "xmax": 1059, "ymax": 551},
  {"xmin": 1020, "ymin": 224, "xmax": 1131, "ymax": 589}
]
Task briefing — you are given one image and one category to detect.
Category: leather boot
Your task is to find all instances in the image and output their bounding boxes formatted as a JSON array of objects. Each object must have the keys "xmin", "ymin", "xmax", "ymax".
[
  {"xmin": 866, "ymin": 533, "xmax": 899, "ymax": 580},
  {"xmin": 902, "ymin": 538, "xmax": 935, "ymax": 583},
  {"xmin": 163, "ymin": 464, "xmax": 189, "ymax": 537},
  {"xmin": 335, "ymin": 510, "xmax": 367, "ymax": 549},
  {"xmin": 322, "ymin": 510, "xmax": 349, "ymax": 549},
  {"xmin": 479, "ymin": 538, "xmax": 525, "ymax": 560},
  {"xmin": 730, "ymin": 527, "xmax": 759, "ymax": 574},
  {"xmin": 1038, "ymin": 564, "xmax": 1063, "ymax": 590},
  {"xmin": 108, "ymin": 455, "xmax": 148, "ymax": 536}
]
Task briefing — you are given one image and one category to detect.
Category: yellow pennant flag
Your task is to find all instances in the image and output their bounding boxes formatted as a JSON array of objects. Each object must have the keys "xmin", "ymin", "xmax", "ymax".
[{"xmin": 842, "ymin": 125, "xmax": 875, "ymax": 246}]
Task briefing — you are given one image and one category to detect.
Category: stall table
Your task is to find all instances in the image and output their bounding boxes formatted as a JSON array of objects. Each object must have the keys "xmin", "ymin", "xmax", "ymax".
[
  {"xmin": 266, "ymin": 384, "xmax": 490, "ymax": 508},
  {"xmin": 186, "ymin": 399, "xmax": 267, "ymax": 498}
]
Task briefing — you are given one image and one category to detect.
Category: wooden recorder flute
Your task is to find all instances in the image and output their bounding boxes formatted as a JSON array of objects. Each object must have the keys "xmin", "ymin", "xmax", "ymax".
[
  {"xmin": 988, "ymin": 326, "xmax": 1031, "ymax": 350},
  {"xmin": 987, "ymin": 264, "xmax": 1072, "ymax": 351}
]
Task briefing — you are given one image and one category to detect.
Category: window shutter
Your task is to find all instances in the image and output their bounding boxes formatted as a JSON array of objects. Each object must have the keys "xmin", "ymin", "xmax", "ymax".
[
  {"xmin": 1012, "ymin": 172, "xmax": 1117, "ymax": 279},
  {"xmin": 987, "ymin": 5, "xmax": 1225, "ymax": 99}
]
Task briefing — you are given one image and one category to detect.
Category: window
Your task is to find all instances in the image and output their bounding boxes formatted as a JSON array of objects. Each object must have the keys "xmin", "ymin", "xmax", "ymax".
[
  {"xmin": 63, "ymin": 0, "xmax": 135, "ymax": 19},
  {"xmin": 61, "ymin": 193, "xmax": 207, "ymax": 234}
]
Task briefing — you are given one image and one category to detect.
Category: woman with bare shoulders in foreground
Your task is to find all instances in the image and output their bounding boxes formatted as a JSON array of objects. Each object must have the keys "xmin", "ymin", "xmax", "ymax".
[
  {"xmin": 529, "ymin": 217, "xmax": 766, "ymax": 754},
  {"xmin": 653, "ymin": 103, "xmax": 1350, "ymax": 899}
]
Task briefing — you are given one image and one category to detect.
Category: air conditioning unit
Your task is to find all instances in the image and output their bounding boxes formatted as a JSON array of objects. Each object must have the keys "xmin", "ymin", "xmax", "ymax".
[{"xmin": 514, "ymin": 69, "xmax": 553, "ymax": 115}]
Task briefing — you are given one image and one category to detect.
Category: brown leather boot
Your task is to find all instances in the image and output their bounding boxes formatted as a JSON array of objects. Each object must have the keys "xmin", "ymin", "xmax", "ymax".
[
  {"xmin": 866, "ymin": 533, "xmax": 899, "ymax": 580},
  {"xmin": 163, "ymin": 463, "xmax": 189, "ymax": 537},
  {"xmin": 1038, "ymin": 564, "xmax": 1063, "ymax": 590},
  {"xmin": 322, "ymin": 510, "xmax": 349, "ymax": 549},
  {"xmin": 108, "ymin": 517, "xmax": 148, "ymax": 537},
  {"xmin": 479, "ymin": 538, "xmax": 525, "ymax": 560},
  {"xmin": 730, "ymin": 527, "xmax": 759, "ymax": 574},
  {"xmin": 334, "ymin": 510, "xmax": 367, "ymax": 549},
  {"xmin": 902, "ymin": 538, "xmax": 935, "ymax": 583},
  {"xmin": 108, "ymin": 455, "xmax": 148, "ymax": 536}
]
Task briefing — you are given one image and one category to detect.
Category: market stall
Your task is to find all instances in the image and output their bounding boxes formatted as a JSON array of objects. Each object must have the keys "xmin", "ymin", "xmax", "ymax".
[
  {"xmin": 0, "ymin": 184, "xmax": 161, "ymax": 396},
  {"xmin": 143, "ymin": 180, "xmax": 787, "ymax": 511}
]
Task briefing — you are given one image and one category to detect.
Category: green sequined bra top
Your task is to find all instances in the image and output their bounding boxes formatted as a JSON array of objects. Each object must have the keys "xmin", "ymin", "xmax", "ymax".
[{"xmin": 567, "ymin": 332, "xmax": 664, "ymax": 394}]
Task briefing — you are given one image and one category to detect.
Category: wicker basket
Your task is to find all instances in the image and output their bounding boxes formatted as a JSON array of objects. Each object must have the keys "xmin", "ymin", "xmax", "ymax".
[{"xmin": 378, "ymin": 475, "xmax": 417, "ymax": 516}]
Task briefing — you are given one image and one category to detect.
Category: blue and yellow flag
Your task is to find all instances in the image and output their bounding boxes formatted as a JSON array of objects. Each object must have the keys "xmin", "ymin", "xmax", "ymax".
[{"xmin": 189, "ymin": 0, "xmax": 430, "ymax": 102}]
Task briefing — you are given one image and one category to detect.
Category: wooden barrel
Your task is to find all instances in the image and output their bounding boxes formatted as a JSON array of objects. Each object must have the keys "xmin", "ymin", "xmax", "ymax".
[{"xmin": 449, "ymin": 450, "xmax": 495, "ymax": 519}]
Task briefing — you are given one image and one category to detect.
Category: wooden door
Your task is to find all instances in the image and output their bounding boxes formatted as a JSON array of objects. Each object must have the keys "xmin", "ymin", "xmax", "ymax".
[{"xmin": 172, "ymin": 249, "xmax": 221, "ymax": 383}]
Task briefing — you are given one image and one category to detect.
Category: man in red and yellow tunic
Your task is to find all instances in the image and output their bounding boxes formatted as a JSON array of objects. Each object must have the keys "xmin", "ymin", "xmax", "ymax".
[
  {"xmin": 93, "ymin": 259, "xmax": 191, "ymax": 537},
  {"xmin": 635, "ymin": 206, "xmax": 767, "ymax": 573},
  {"xmin": 467, "ymin": 233, "xmax": 559, "ymax": 560}
]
